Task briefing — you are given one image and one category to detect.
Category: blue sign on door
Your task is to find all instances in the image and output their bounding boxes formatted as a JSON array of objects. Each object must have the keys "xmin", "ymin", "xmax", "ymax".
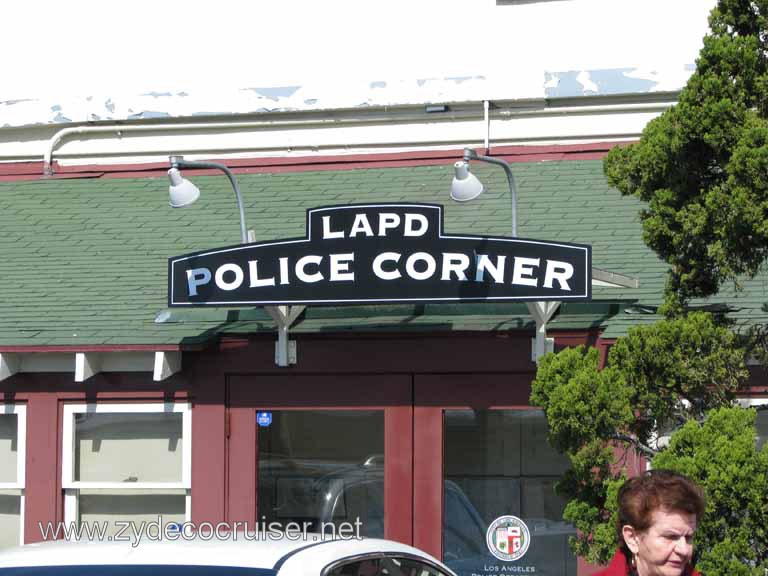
[{"xmin": 256, "ymin": 411, "xmax": 273, "ymax": 427}]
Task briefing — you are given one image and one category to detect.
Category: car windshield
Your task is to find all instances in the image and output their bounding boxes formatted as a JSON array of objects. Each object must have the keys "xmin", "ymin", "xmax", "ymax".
[{"xmin": 0, "ymin": 566, "xmax": 278, "ymax": 576}]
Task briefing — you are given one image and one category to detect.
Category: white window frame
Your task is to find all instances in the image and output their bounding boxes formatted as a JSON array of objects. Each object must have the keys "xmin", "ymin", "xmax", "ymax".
[
  {"xmin": 62, "ymin": 402, "xmax": 191, "ymax": 525},
  {"xmin": 647, "ymin": 398, "xmax": 768, "ymax": 471},
  {"xmin": 739, "ymin": 397, "xmax": 768, "ymax": 409},
  {"xmin": 0, "ymin": 403, "xmax": 26, "ymax": 546},
  {"xmin": 739, "ymin": 397, "xmax": 768, "ymax": 444}
]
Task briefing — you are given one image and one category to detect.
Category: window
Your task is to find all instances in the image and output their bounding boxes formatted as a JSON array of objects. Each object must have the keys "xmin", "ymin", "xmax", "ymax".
[
  {"xmin": 748, "ymin": 399, "xmax": 768, "ymax": 449},
  {"xmin": 325, "ymin": 556, "xmax": 449, "ymax": 576},
  {"xmin": 62, "ymin": 403, "xmax": 191, "ymax": 536},
  {"xmin": 257, "ymin": 410, "xmax": 384, "ymax": 537},
  {"xmin": 443, "ymin": 409, "xmax": 576, "ymax": 576},
  {"xmin": 0, "ymin": 404, "xmax": 26, "ymax": 548}
]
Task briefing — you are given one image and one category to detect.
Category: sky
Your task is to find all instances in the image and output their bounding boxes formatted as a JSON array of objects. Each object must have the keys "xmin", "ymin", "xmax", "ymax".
[{"xmin": 2, "ymin": 0, "xmax": 715, "ymax": 100}]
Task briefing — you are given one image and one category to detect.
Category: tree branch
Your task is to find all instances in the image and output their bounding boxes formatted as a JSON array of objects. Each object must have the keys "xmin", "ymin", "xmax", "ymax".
[{"xmin": 610, "ymin": 434, "xmax": 659, "ymax": 458}]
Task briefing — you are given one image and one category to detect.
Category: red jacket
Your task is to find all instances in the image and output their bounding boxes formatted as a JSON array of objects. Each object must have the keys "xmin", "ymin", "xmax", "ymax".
[{"xmin": 594, "ymin": 549, "xmax": 701, "ymax": 576}]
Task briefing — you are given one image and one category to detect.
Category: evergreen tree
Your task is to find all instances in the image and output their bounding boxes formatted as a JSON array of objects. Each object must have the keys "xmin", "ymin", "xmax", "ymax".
[
  {"xmin": 536, "ymin": 3, "xmax": 768, "ymax": 571},
  {"xmin": 654, "ymin": 407, "xmax": 768, "ymax": 576},
  {"xmin": 530, "ymin": 313, "xmax": 750, "ymax": 565},
  {"xmin": 603, "ymin": 0, "xmax": 768, "ymax": 314}
]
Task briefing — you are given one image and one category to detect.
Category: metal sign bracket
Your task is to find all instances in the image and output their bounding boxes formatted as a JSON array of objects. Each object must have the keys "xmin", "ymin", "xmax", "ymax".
[
  {"xmin": 527, "ymin": 301, "xmax": 561, "ymax": 363},
  {"xmin": 265, "ymin": 305, "xmax": 306, "ymax": 367}
]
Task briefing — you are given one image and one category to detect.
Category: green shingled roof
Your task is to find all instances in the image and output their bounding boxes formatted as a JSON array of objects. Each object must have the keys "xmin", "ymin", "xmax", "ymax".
[{"xmin": 1, "ymin": 160, "xmax": 765, "ymax": 347}]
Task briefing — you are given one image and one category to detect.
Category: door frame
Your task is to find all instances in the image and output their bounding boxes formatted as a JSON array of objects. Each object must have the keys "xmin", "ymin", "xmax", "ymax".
[
  {"xmin": 413, "ymin": 372, "xmax": 535, "ymax": 559},
  {"xmin": 223, "ymin": 370, "xmax": 541, "ymax": 561},
  {"xmin": 225, "ymin": 373, "xmax": 413, "ymax": 544}
]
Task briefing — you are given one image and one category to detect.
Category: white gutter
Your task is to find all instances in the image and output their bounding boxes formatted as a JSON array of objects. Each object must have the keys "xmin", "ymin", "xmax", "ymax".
[
  {"xmin": 42, "ymin": 99, "xmax": 675, "ymax": 175},
  {"xmin": 43, "ymin": 120, "xmax": 399, "ymax": 176}
]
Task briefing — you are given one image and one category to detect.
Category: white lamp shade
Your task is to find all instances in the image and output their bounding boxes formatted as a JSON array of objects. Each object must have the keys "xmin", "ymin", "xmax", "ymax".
[
  {"xmin": 451, "ymin": 161, "xmax": 484, "ymax": 202},
  {"xmin": 168, "ymin": 168, "xmax": 200, "ymax": 208}
]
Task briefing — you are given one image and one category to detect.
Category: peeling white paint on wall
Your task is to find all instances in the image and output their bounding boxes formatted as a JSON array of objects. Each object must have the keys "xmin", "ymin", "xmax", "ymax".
[
  {"xmin": 575, "ymin": 71, "xmax": 599, "ymax": 95},
  {"xmin": 1, "ymin": 76, "xmax": 500, "ymax": 128},
  {"xmin": 1, "ymin": 0, "xmax": 715, "ymax": 128},
  {"xmin": 0, "ymin": 0, "xmax": 718, "ymax": 167}
]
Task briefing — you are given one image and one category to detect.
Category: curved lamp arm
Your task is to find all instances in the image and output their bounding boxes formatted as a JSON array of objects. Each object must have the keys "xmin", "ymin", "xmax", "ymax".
[
  {"xmin": 169, "ymin": 156, "xmax": 248, "ymax": 244},
  {"xmin": 463, "ymin": 148, "xmax": 518, "ymax": 238}
]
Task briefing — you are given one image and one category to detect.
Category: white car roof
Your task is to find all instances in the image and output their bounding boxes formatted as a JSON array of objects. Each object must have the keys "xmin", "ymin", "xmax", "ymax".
[{"xmin": 0, "ymin": 536, "xmax": 452, "ymax": 576}]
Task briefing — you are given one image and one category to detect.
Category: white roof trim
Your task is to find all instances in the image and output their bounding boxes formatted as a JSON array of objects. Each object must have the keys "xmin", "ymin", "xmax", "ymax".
[
  {"xmin": 0, "ymin": 351, "xmax": 179, "ymax": 382},
  {"xmin": 592, "ymin": 267, "xmax": 639, "ymax": 289}
]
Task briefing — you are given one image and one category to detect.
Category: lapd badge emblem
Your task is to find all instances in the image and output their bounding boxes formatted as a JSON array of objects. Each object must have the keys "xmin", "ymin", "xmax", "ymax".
[{"xmin": 486, "ymin": 515, "xmax": 531, "ymax": 562}]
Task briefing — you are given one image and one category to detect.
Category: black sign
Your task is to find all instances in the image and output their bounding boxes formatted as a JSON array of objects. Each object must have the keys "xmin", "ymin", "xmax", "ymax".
[{"xmin": 168, "ymin": 203, "xmax": 591, "ymax": 306}]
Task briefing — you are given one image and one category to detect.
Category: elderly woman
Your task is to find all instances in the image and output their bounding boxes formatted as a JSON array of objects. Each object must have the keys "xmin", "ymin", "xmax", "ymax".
[{"xmin": 596, "ymin": 470, "xmax": 706, "ymax": 576}]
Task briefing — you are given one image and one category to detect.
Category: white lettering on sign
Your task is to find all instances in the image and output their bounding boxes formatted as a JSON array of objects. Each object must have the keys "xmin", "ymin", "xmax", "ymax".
[
  {"xmin": 295, "ymin": 255, "xmax": 323, "ymax": 283},
  {"xmin": 512, "ymin": 257, "xmax": 540, "ymax": 287},
  {"xmin": 183, "ymin": 251, "xmax": 579, "ymax": 298},
  {"xmin": 350, "ymin": 214, "xmax": 375, "ymax": 237},
  {"xmin": 476, "ymin": 255, "xmax": 506, "ymax": 284},
  {"xmin": 177, "ymin": 204, "xmax": 587, "ymax": 303},
  {"xmin": 378, "ymin": 213, "xmax": 400, "ymax": 236},
  {"xmin": 405, "ymin": 252, "xmax": 437, "ymax": 280},
  {"xmin": 248, "ymin": 260, "xmax": 276, "ymax": 287},
  {"xmin": 330, "ymin": 253, "xmax": 355, "ymax": 281},
  {"xmin": 278, "ymin": 257, "xmax": 290, "ymax": 285},
  {"xmin": 441, "ymin": 253, "xmax": 470, "ymax": 281},
  {"xmin": 322, "ymin": 215, "xmax": 344, "ymax": 239},
  {"xmin": 215, "ymin": 263, "xmax": 244, "ymax": 291},
  {"xmin": 186, "ymin": 268, "xmax": 211, "ymax": 296},
  {"xmin": 543, "ymin": 260, "xmax": 573, "ymax": 291},
  {"xmin": 320, "ymin": 211, "xmax": 431, "ymax": 240},
  {"xmin": 404, "ymin": 213, "xmax": 428, "ymax": 237},
  {"xmin": 373, "ymin": 252, "xmax": 402, "ymax": 280}
]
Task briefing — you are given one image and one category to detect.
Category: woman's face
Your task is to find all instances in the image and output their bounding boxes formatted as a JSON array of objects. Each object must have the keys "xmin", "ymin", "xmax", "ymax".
[{"xmin": 622, "ymin": 508, "xmax": 697, "ymax": 576}]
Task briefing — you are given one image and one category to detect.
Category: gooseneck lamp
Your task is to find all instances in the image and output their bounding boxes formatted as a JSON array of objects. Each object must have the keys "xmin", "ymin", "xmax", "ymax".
[
  {"xmin": 450, "ymin": 147, "xmax": 518, "ymax": 237},
  {"xmin": 167, "ymin": 155, "xmax": 249, "ymax": 244}
]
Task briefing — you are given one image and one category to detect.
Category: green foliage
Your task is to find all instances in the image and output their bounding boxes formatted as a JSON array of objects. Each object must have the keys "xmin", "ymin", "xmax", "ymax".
[
  {"xmin": 530, "ymin": 346, "xmax": 634, "ymax": 452},
  {"xmin": 603, "ymin": 0, "xmax": 768, "ymax": 310},
  {"xmin": 538, "ymin": 5, "xmax": 766, "ymax": 569},
  {"xmin": 530, "ymin": 313, "xmax": 749, "ymax": 564},
  {"xmin": 653, "ymin": 407, "xmax": 768, "ymax": 576},
  {"xmin": 608, "ymin": 311, "xmax": 747, "ymax": 443},
  {"xmin": 749, "ymin": 309, "xmax": 768, "ymax": 365}
]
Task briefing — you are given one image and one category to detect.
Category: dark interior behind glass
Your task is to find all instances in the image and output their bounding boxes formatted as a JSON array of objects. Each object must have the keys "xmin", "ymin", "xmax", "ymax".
[
  {"xmin": 444, "ymin": 409, "xmax": 576, "ymax": 576},
  {"xmin": 257, "ymin": 410, "xmax": 384, "ymax": 536}
]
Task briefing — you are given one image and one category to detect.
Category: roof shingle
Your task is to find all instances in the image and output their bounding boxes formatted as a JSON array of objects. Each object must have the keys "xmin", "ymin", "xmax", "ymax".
[{"xmin": 1, "ymin": 160, "xmax": 764, "ymax": 346}]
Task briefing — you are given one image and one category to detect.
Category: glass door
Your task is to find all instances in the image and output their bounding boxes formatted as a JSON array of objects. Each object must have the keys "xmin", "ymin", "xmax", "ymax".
[
  {"xmin": 414, "ymin": 374, "xmax": 576, "ymax": 576},
  {"xmin": 257, "ymin": 409, "xmax": 385, "ymax": 537},
  {"xmin": 227, "ymin": 374, "xmax": 413, "ymax": 544},
  {"xmin": 444, "ymin": 409, "xmax": 576, "ymax": 576}
]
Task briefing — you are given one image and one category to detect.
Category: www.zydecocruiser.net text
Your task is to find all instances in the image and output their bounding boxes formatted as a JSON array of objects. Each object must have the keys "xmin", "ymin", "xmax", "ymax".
[{"xmin": 39, "ymin": 518, "xmax": 364, "ymax": 547}]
